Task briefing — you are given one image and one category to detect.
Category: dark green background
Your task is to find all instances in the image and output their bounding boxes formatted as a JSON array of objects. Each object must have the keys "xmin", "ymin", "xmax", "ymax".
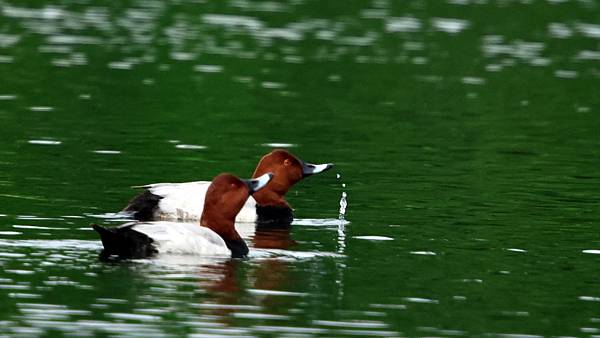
[{"xmin": 0, "ymin": 0, "xmax": 599, "ymax": 336}]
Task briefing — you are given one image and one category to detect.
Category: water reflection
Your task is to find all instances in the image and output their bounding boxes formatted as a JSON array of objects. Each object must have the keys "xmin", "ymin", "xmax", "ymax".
[
  {"xmin": 252, "ymin": 227, "xmax": 295, "ymax": 249},
  {"xmin": 0, "ymin": 227, "xmax": 371, "ymax": 336}
]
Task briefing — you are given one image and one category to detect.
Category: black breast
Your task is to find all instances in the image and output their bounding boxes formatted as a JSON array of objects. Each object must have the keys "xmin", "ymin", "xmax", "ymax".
[{"xmin": 256, "ymin": 205, "xmax": 294, "ymax": 229}]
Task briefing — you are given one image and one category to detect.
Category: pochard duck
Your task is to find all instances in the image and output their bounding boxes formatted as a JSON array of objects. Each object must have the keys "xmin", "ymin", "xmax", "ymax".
[
  {"xmin": 93, "ymin": 173, "xmax": 273, "ymax": 259},
  {"xmin": 122, "ymin": 149, "xmax": 333, "ymax": 225}
]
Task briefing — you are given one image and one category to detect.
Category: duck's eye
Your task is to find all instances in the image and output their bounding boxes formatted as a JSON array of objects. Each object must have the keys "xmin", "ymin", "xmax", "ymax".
[{"xmin": 284, "ymin": 159, "xmax": 291, "ymax": 166}]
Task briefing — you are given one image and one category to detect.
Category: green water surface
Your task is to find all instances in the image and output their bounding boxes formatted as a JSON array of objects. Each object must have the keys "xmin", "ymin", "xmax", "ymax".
[{"xmin": 0, "ymin": 0, "xmax": 599, "ymax": 337}]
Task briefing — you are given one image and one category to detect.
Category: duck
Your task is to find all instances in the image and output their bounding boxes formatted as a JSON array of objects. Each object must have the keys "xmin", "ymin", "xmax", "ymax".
[
  {"xmin": 122, "ymin": 149, "xmax": 333, "ymax": 225},
  {"xmin": 92, "ymin": 172, "xmax": 273, "ymax": 259}
]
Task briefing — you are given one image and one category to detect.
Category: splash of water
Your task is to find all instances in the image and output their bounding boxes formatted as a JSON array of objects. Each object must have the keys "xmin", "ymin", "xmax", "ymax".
[
  {"xmin": 335, "ymin": 173, "xmax": 348, "ymax": 303},
  {"xmin": 338, "ymin": 190, "xmax": 347, "ymax": 219},
  {"xmin": 337, "ymin": 174, "xmax": 347, "ymax": 255}
]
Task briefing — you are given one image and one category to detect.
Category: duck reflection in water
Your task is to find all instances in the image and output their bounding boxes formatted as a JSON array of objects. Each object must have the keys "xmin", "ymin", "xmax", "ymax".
[
  {"xmin": 253, "ymin": 221, "xmax": 296, "ymax": 250},
  {"xmin": 195, "ymin": 220, "xmax": 295, "ymax": 322}
]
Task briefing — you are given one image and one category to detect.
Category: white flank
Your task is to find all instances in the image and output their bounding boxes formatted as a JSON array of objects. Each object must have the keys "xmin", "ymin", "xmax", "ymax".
[
  {"xmin": 143, "ymin": 181, "xmax": 258, "ymax": 223},
  {"xmin": 131, "ymin": 221, "xmax": 230, "ymax": 256}
]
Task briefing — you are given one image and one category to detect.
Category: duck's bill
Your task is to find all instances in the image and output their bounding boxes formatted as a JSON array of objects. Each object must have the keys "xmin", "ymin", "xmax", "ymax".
[
  {"xmin": 244, "ymin": 173, "xmax": 273, "ymax": 194},
  {"xmin": 302, "ymin": 162, "xmax": 334, "ymax": 177}
]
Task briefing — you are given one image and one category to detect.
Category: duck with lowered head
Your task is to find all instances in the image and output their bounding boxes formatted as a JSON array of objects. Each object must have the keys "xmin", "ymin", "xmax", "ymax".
[{"xmin": 93, "ymin": 173, "xmax": 273, "ymax": 259}]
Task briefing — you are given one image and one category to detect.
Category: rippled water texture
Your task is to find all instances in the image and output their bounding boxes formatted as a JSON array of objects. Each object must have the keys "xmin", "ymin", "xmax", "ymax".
[{"xmin": 1, "ymin": 0, "xmax": 599, "ymax": 337}]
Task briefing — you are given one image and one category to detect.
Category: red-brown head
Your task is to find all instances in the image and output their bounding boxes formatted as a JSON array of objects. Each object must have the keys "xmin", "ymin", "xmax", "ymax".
[
  {"xmin": 200, "ymin": 173, "xmax": 272, "ymax": 257},
  {"xmin": 251, "ymin": 149, "xmax": 333, "ymax": 207}
]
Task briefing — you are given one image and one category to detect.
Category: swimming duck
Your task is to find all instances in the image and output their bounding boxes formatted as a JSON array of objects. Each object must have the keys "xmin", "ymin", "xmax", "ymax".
[
  {"xmin": 92, "ymin": 172, "xmax": 273, "ymax": 259},
  {"xmin": 122, "ymin": 149, "xmax": 333, "ymax": 225}
]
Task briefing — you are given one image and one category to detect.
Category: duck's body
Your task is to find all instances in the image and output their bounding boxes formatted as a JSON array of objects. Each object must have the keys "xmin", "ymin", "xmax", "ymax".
[
  {"xmin": 94, "ymin": 173, "xmax": 273, "ymax": 260},
  {"xmin": 126, "ymin": 181, "xmax": 258, "ymax": 223},
  {"xmin": 123, "ymin": 150, "xmax": 332, "ymax": 225},
  {"xmin": 93, "ymin": 221, "xmax": 231, "ymax": 258}
]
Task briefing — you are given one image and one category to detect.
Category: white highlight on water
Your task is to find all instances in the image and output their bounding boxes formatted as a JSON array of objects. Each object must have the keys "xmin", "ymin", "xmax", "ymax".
[
  {"xmin": 431, "ymin": 17, "xmax": 470, "ymax": 34},
  {"xmin": 261, "ymin": 81, "xmax": 285, "ymax": 89},
  {"xmin": 0, "ymin": 231, "xmax": 21, "ymax": 236},
  {"xmin": 194, "ymin": 64, "xmax": 223, "ymax": 73},
  {"xmin": 410, "ymin": 251, "xmax": 436, "ymax": 255},
  {"xmin": 175, "ymin": 144, "xmax": 207, "ymax": 150},
  {"xmin": 291, "ymin": 218, "xmax": 349, "ymax": 226},
  {"xmin": 29, "ymin": 106, "xmax": 54, "ymax": 112},
  {"xmin": 28, "ymin": 140, "xmax": 61, "ymax": 145},
  {"xmin": 261, "ymin": 143, "xmax": 297, "ymax": 148},
  {"xmin": 583, "ymin": 250, "xmax": 600, "ymax": 255},
  {"xmin": 403, "ymin": 297, "xmax": 439, "ymax": 304},
  {"xmin": 233, "ymin": 312, "xmax": 290, "ymax": 321},
  {"xmin": 202, "ymin": 14, "xmax": 264, "ymax": 30},
  {"xmin": 12, "ymin": 225, "xmax": 67, "ymax": 230},
  {"xmin": 248, "ymin": 289, "xmax": 307, "ymax": 297},
  {"xmin": 579, "ymin": 296, "xmax": 600, "ymax": 302},
  {"xmin": 106, "ymin": 313, "xmax": 162, "ymax": 321},
  {"xmin": 108, "ymin": 61, "xmax": 132, "ymax": 70},
  {"xmin": 312, "ymin": 319, "xmax": 388, "ymax": 329},
  {"xmin": 354, "ymin": 236, "xmax": 394, "ymax": 241},
  {"xmin": 386, "ymin": 17, "xmax": 422, "ymax": 33}
]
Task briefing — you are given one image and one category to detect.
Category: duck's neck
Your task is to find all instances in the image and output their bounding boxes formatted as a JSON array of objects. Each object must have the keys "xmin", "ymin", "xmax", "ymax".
[
  {"xmin": 224, "ymin": 238, "xmax": 249, "ymax": 258},
  {"xmin": 200, "ymin": 219, "xmax": 248, "ymax": 258},
  {"xmin": 201, "ymin": 218, "xmax": 239, "ymax": 240},
  {"xmin": 251, "ymin": 187, "xmax": 290, "ymax": 208}
]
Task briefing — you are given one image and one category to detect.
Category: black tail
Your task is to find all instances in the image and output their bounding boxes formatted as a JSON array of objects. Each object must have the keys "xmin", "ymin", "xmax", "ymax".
[
  {"xmin": 122, "ymin": 190, "xmax": 162, "ymax": 221},
  {"xmin": 92, "ymin": 223, "xmax": 158, "ymax": 260}
]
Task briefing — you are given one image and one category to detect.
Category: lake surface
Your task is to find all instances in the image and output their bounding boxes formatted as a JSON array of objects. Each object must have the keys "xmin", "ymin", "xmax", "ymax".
[{"xmin": 1, "ymin": 0, "xmax": 599, "ymax": 336}]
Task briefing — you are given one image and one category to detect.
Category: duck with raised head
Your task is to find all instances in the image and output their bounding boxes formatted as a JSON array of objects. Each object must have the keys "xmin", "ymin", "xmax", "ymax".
[
  {"xmin": 92, "ymin": 173, "xmax": 273, "ymax": 259},
  {"xmin": 123, "ymin": 149, "xmax": 333, "ymax": 225}
]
